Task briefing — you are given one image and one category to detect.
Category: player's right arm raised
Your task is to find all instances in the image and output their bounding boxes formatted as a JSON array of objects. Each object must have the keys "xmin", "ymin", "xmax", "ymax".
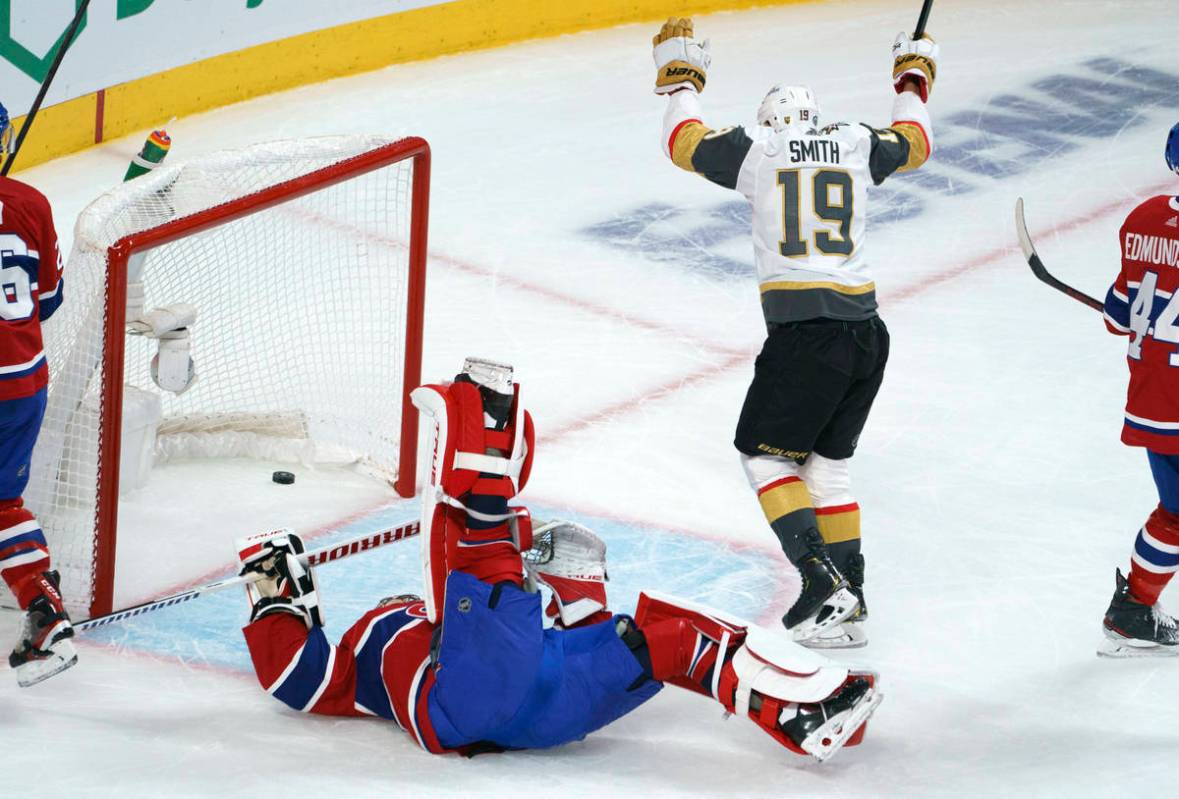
[{"xmin": 654, "ymin": 17, "xmax": 755, "ymax": 191}]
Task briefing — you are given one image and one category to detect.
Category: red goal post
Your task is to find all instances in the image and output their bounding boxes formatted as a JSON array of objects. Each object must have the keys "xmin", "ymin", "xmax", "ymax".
[{"xmin": 31, "ymin": 136, "xmax": 430, "ymax": 619}]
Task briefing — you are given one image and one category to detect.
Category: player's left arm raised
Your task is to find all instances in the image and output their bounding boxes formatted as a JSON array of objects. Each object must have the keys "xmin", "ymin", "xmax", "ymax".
[
  {"xmin": 654, "ymin": 17, "xmax": 754, "ymax": 191},
  {"xmin": 862, "ymin": 32, "xmax": 938, "ymax": 185}
]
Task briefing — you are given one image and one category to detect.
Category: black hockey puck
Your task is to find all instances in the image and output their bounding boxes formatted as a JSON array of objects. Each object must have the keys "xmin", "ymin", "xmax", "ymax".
[{"xmin": 272, "ymin": 470, "xmax": 295, "ymax": 485}]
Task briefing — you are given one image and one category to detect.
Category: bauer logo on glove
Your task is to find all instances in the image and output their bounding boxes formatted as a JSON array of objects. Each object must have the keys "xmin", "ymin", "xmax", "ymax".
[
  {"xmin": 652, "ymin": 16, "xmax": 711, "ymax": 95},
  {"xmin": 891, "ymin": 31, "xmax": 938, "ymax": 102}
]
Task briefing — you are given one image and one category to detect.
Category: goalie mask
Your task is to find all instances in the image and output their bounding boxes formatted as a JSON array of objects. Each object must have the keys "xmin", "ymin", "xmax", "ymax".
[{"xmin": 757, "ymin": 85, "xmax": 820, "ymax": 134}]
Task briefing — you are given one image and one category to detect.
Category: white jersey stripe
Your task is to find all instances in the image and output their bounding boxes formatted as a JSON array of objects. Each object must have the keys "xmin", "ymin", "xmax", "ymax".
[
  {"xmin": 405, "ymin": 657, "xmax": 431, "ymax": 751},
  {"xmin": 0, "ymin": 519, "xmax": 41, "ymax": 540},
  {"xmin": 265, "ymin": 642, "xmax": 306, "ymax": 695},
  {"xmin": 1125, "ymin": 411, "xmax": 1179, "ymax": 431},
  {"xmin": 0, "ymin": 548, "xmax": 49, "ymax": 570},
  {"xmin": 0, "ymin": 350, "xmax": 45, "ymax": 374}
]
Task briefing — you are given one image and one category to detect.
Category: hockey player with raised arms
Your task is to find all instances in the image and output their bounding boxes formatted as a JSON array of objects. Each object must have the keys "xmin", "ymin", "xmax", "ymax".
[
  {"xmin": 239, "ymin": 358, "xmax": 881, "ymax": 760},
  {"xmin": 0, "ymin": 101, "xmax": 77, "ymax": 687},
  {"xmin": 1098, "ymin": 124, "xmax": 1179, "ymax": 657},
  {"xmin": 653, "ymin": 18, "xmax": 936, "ymax": 647}
]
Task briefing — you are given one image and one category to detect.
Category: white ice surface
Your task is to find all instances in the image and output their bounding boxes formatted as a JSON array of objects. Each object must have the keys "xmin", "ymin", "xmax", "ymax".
[{"xmin": 6, "ymin": 0, "xmax": 1179, "ymax": 795}]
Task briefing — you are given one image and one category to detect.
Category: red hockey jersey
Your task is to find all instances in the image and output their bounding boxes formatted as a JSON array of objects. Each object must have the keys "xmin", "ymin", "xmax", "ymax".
[
  {"xmin": 243, "ymin": 600, "xmax": 450, "ymax": 753},
  {"xmin": 1103, "ymin": 194, "xmax": 1179, "ymax": 453},
  {"xmin": 0, "ymin": 176, "xmax": 63, "ymax": 401}
]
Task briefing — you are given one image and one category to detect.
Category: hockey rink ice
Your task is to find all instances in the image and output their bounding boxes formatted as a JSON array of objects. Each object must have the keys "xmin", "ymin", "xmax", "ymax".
[{"xmin": 6, "ymin": 0, "xmax": 1179, "ymax": 795}]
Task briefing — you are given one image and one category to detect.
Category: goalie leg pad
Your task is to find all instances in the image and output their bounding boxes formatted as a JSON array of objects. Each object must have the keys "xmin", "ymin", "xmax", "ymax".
[
  {"xmin": 634, "ymin": 590, "xmax": 873, "ymax": 759},
  {"xmin": 413, "ymin": 377, "xmax": 535, "ymax": 622}
]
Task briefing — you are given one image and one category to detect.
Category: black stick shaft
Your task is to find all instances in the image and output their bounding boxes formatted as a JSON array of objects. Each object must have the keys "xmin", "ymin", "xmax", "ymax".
[
  {"xmin": 914, "ymin": 0, "xmax": 934, "ymax": 37},
  {"xmin": 2, "ymin": 0, "xmax": 92, "ymax": 176}
]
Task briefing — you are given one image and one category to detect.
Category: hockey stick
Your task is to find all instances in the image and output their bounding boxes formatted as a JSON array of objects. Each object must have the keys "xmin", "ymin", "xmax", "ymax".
[
  {"xmin": 1015, "ymin": 197, "xmax": 1104, "ymax": 312},
  {"xmin": 74, "ymin": 519, "xmax": 421, "ymax": 632},
  {"xmin": 913, "ymin": 0, "xmax": 934, "ymax": 37},
  {"xmin": 1, "ymin": 0, "xmax": 92, "ymax": 176}
]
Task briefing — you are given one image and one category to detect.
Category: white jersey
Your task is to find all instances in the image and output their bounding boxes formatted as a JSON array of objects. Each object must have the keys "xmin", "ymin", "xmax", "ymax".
[{"xmin": 662, "ymin": 90, "xmax": 932, "ymax": 322}]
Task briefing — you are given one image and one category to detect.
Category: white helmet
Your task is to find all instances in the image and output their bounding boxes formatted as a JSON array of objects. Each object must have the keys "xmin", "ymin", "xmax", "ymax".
[{"xmin": 756, "ymin": 85, "xmax": 820, "ymax": 133}]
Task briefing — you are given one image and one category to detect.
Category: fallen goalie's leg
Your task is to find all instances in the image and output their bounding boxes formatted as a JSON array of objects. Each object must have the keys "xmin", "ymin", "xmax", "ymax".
[{"xmin": 633, "ymin": 590, "xmax": 881, "ymax": 762}]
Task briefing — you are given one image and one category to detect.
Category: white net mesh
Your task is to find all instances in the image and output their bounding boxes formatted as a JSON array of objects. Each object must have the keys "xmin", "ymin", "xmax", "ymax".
[{"xmin": 26, "ymin": 136, "xmax": 421, "ymax": 618}]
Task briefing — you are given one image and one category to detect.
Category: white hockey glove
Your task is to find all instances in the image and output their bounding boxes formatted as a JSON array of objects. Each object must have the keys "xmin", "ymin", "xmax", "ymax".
[
  {"xmin": 891, "ymin": 31, "xmax": 938, "ymax": 102},
  {"xmin": 524, "ymin": 519, "xmax": 608, "ymax": 627},
  {"xmin": 236, "ymin": 529, "xmax": 324, "ymax": 628},
  {"xmin": 653, "ymin": 17, "xmax": 710, "ymax": 95}
]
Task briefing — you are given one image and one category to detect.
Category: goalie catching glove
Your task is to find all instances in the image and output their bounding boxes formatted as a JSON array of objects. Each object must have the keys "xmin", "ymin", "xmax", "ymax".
[
  {"xmin": 652, "ymin": 17, "xmax": 710, "ymax": 94},
  {"xmin": 891, "ymin": 31, "xmax": 938, "ymax": 102},
  {"xmin": 236, "ymin": 529, "xmax": 324, "ymax": 628}
]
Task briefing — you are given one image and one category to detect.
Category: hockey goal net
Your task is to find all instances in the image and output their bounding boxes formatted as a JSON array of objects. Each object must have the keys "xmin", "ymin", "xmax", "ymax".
[{"xmin": 26, "ymin": 135, "xmax": 429, "ymax": 619}]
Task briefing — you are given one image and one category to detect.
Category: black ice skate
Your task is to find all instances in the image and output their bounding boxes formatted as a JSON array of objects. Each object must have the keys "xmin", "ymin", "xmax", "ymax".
[
  {"xmin": 783, "ymin": 530, "xmax": 859, "ymax": 643},
  {"xmin": 1098, "ymin": 569, "xmax": 1179, "ymax": 659},
  {"xmin": 9, "ymin": 571, "xmax": 78, "ymax": 687},
  {"xmin": 778, "ymin": 677, "xmax": 882, "ymax": 762},
  {"xmin": 804, "ymin": 552, "xmax": 868, "ymax": 650}
]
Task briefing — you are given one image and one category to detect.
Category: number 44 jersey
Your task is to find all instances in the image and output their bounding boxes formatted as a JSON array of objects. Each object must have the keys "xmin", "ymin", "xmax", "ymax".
[
  {"xmin": 662, "ymin": 89, "xmax": 931, "ymax": 323},
  {"xmin": 1103, "ymin": 195, "xmax": 1179, "ymax": 453}
]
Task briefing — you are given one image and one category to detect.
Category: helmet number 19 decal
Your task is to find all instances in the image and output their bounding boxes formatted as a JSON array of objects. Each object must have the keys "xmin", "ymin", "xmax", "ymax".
[{"xmin": 777, "ymin": 169, "xmax": 855, "ymax": 259}]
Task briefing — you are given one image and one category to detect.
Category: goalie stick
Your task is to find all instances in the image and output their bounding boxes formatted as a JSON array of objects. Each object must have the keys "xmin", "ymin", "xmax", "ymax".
[
  {"xmin": 1015, "ymin": 197, "xmax": 1104, "ymax": 312},
  {"xmin": 73, "ymin": 519, "xmax": 421, "ymax": 632}
]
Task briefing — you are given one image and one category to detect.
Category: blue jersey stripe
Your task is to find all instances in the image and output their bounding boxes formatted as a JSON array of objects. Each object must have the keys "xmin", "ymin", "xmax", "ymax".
[
  {"xmin": 271, "ymin": 627, "xmax": 334, "ymax": 711},
  {"xmin": 0, "ymin": 529, "xmax": 47, "ymax": 550},
  {"xmin": 1104, "ymin": 285, "xmax": 1130, "ymax": 328},
  {"xmin": 1135, "ymin": 533, "xmax": 1179, "ymax": 569},
  {"xmin": 353, "ymin": 608, "xmax": 422, "ymax": 722},
  {"xmin": 1125, "ymin": 417, "xmax": 1179, "ymax": 436}
]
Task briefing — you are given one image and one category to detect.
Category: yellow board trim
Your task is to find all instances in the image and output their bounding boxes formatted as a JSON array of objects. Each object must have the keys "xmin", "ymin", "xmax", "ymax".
[
  {"xmin": 12, "ymin": 0, "xmax": 825, "ymax": 172},
  {"xmin": 758, "ymin": 479, "xmax": 813, "ymax": 523},
  {"xmin": 816, "ymin": 508, "xmax": 861, "ymax": 544},
  {"xmin": 760, "ymin": 279, "xmax": 876, "ymax": 296}
]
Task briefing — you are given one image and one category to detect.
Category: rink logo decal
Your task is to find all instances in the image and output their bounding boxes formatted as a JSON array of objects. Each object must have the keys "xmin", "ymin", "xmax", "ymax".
[{"xmin": 584, "ymin": 59, "xmax": 1179, "ymax": 279}]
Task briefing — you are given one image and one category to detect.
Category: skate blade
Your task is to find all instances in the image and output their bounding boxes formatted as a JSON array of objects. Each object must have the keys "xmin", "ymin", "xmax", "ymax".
[
  {"xmin": 1097, "ymin": 635, "xmax": 1179, "ymax": 659},
  {"xmin": 16, "ymin": 640, "xmax": 79, "ymax": 688},
  {"xmin": 801, "ymin": 620, "xmax": 867, "ymax": 650},
  {"xmin": 801, "ymin": 686, "xmax": 884, "ymax": 763},
  {"xmin": 790, "ymin": 588, "xmax": 860, "ymax": 644}
]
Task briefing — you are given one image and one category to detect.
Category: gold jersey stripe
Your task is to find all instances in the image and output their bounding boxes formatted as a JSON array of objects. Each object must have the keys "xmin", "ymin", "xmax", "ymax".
[
  {"xmin": 758, "ymin": 479, "xmax": 813, "ymax": 523},
  {"xmin": 891, "ymin": 121, "xmax": 930, "ymax": 172},
  {"xmin": 670, "ymin": 120, "xmax": 711, "ymax": 172},
  {"xmin": 816, "ymin": 508, "xmax": 861, "ymax": 544},
  {"xmin": 760, "ymin": 280, "xmax": 877, "ymax": 296}
]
